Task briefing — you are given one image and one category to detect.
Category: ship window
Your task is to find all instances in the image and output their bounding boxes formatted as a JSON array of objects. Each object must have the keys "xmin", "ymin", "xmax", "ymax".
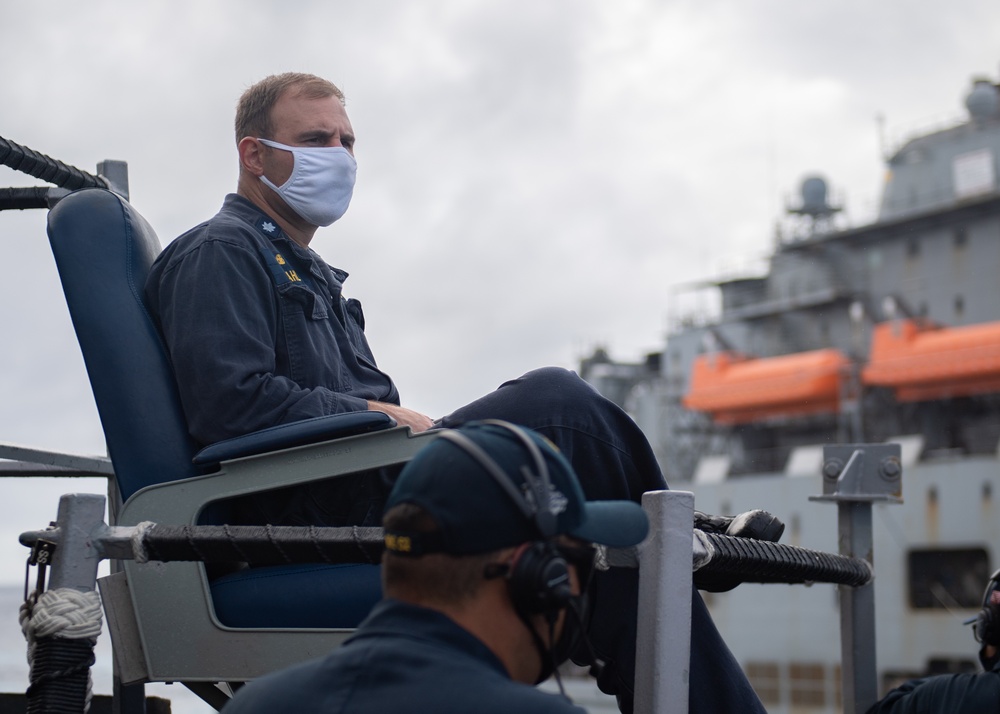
[
  {"xmin": 925, "ymin": 657, "xmax": 978, "ymax": 676},
  {"xmin": 954, "ymin": 295, "xmax": 965, "ymax": 317},
  {"xmin": 907, "ymin": 547, "xmax": 990, "ymax": 609},
  {"xmin": 883, "ymin": 669, "xmax": 924, "ymax": 694},
  {"xmin": 907, "ymin": 238, "xmax": 921, "ymax": 257},
  {"xmin": 745, "ymin": 661, "xmax": 838, "ymax": 707},
  {"xmin": 745, "ymin": 661, "xmax": 781, "ymax": 705},
  {"xmin": 789, "ymin": 662, "xmax": 826, "ymax": 707},
  {"xmin": 953, "ymin": 227, "xmax": 968, "ymax": 248}
]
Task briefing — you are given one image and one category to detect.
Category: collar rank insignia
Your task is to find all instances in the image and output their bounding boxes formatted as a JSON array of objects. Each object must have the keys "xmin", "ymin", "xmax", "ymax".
[{"xmin": 257, "ymin": 217, "xmax": 279, "ymax": 236}]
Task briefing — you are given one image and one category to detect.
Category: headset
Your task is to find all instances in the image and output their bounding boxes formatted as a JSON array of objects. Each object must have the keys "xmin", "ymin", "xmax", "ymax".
[
  {"xmin": 971, "ymin": 568, "xmax": 1000, "ymax": 647},
  {"xmin": 437, "ymin": 420, "xmax": 573, "ymax": 619}
]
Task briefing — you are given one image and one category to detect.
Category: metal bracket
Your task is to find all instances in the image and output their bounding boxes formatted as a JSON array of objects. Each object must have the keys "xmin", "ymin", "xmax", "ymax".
[
  {"xmin": 809, "ymin": 443, "xmax": 903, "ymax": 504},
  {"xmin": 97, "ymin": 159, "xmax": 129, "ymax": 201}
]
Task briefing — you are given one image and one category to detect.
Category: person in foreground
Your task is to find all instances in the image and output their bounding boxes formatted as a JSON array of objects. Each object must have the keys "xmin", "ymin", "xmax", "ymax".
[
  {"xmin": 222, "ymin": 421, "xmax": 650, "ymax": 713},
  {"xmin": 146, "ymin": 71, "xmax": 773, "ymax": 712},
  {"xmin": 866, "ymin": 569, "xmax": 1000, "ymax": 713}
]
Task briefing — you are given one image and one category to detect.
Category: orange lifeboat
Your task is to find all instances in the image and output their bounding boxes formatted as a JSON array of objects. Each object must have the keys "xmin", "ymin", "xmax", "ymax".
[
  {"xmin": 683, "ymin": 349, "xmax": 850, "ymax": 424},
  {"xmin": 862, "ymin": 319, "xmax": 1000, "ymax": 401}
]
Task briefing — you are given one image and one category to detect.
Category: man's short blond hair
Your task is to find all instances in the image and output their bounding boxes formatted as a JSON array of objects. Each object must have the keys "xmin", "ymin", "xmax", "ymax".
[{"xmin": 235, "ymin": 72, "xmax": 345, "ymax": 144}]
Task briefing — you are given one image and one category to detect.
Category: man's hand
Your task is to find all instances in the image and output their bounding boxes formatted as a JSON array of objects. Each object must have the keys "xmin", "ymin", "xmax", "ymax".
[{"xmin": 367, "ymin": 401, "xmax": 435, "ymax": 433}]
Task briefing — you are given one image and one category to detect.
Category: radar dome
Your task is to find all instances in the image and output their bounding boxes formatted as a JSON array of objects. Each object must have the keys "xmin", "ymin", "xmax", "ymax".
[
  {"xmin": 966, "ymin": 79, "xmax": 1000, "ymax": 121},
  {"xmin": 801, "ymin": 176, "xmax": 831, "ymax": 214}
]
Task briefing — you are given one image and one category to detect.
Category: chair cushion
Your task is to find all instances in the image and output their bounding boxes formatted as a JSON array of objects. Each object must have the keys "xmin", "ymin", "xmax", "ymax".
[
  {"xmin": 209, "ymin": 563, "xmax": 382, "ymax": 628},
  {"xmin": 193, "ymin": 411, "xmax": 394, "ymax": 466}
]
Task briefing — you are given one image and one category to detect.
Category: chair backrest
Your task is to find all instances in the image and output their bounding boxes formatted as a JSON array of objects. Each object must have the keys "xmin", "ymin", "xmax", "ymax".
[{"xmin": 47, "ymin": 188, "xmax": 200, "ymax": 499}]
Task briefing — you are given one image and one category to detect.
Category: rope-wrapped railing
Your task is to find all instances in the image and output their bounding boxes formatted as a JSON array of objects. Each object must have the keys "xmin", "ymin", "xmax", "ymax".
[
  {"xmin": 18, "ymin": 497, "xmax": 873, "ymax": 714},
  {"xmin": 135, "ymin": 523, "xmax": 384, "ymax": 566},
  {"xmin": 695, "ymin": 531, "xmax": 872, "ymax": 587},
  {"xmin": 114, "ymin": 522, "xmax": 872, "ymax": 587},
  {"xmin": 0, "ymin": 136, "xmax": 107, "ymax": 191},
  {"xmin": 0, "ymin": 135, "xmax": 114, "ymax": 211},
  {"xmin": 0, "ymin": 186, "xmax": 51, "ymax": 211}
]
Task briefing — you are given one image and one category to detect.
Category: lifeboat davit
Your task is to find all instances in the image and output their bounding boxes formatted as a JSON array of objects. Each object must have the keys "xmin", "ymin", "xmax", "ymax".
[
  {"xmin": 862, "ymin": 319, "xmax": 1000, "ymax": 402},
  {"xmin": 683, "ymin": 348, "xmax": 850, "ymax": 424}
]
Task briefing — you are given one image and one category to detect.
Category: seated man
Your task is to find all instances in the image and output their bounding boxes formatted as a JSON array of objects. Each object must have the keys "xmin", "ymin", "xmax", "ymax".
[
  {"xmin": 222, "ymin": 421, "xmax": 650, "ymax": 713},
  {"xmin": 865, "ymin": 570, "xmax": 1000, "ymax": 713},
  {"xmin": 145, "ymin": 71, "xmax": 773, "ymax": 712}
]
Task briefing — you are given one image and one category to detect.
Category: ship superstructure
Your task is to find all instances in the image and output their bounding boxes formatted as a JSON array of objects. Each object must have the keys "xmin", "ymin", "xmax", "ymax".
[{"xmin": 582, "ymin": 71, "xmax": 1000, "ymax": 712}]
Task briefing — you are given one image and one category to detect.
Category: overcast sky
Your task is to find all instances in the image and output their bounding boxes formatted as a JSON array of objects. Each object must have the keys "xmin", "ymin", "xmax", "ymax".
[{"xmin": 1, "ymin": 0, "xmax": 999, "ymax": 584}]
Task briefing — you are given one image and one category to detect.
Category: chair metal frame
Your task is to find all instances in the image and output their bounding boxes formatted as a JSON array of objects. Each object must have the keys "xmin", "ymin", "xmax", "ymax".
[{"xmin": 102, "ymin": 423, "xmax": 435, "ymax": 685}]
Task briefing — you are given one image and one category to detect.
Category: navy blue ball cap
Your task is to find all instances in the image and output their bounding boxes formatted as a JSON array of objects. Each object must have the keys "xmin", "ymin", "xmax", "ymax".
[{"xmin": 384, "ymin": 421, "xmax": 649, "ymax": 555}]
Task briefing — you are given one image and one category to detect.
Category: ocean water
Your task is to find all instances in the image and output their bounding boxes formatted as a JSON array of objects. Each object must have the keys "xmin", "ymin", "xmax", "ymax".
[{"xmin": 2, "ymin": 585, "xmax": 617, "ymax": 712}]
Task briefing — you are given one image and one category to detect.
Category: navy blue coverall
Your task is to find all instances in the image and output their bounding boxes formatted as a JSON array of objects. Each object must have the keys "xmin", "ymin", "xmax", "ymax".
[
  {"xmin": 865, "ymin": 661, "xmax": 1000, "ymax": 714},
  {"xmin": 221, "ymin": 599, "xmax": 588, "ymax": 714}
]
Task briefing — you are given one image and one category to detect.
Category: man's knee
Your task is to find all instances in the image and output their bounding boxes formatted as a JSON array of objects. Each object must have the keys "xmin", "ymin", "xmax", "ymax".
[
  {"xmin": 442, "ymin": 366, "xmax": 606, "ymax": 433},
  {"xmin": 508, "ymin": 367, "xmax": 597, "ymax": 402}
]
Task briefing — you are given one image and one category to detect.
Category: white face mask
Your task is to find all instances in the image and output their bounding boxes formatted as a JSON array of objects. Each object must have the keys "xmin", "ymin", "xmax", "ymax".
[{"xmin": 257, "ymin": 138, "xmax": 357, "ymax": 227}]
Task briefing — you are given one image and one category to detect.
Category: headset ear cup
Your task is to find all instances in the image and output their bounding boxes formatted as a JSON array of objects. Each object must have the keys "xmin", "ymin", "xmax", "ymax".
[
  {"xmin": 977, "ymin": 606, "xmax": 1000, "ymax": 647},
  {"xmin": 508, "ymin": 542, "xmax": 572, "ymax": 616},
  {"xmin": 975, "ymin": 569, "xmax": 1000, "ymax": 645}
]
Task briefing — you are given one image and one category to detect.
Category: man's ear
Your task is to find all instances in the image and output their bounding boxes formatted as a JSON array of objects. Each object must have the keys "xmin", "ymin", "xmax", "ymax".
[{"xmin": 238, "ymin": 136, "xmax": 265, "ymax": 177}]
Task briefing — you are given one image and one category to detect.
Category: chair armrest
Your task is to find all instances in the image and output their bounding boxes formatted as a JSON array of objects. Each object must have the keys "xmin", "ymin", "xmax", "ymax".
[
  {"xmin": 193, "ymin": 411, "xmax": 395, "ymax": 466},
  {"xmin": 118, "ymin": 425, "xmax": 440, "ymax": 527}
]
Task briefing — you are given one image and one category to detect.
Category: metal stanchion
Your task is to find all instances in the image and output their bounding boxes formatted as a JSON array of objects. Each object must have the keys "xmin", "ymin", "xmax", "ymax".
[
  {"xmin": 635, "ymin": 490, "xmax": 694, "ymax": 714},
  {"xmin": 811, "ymin": 443, "xmax": 902, "ymax": 714}
]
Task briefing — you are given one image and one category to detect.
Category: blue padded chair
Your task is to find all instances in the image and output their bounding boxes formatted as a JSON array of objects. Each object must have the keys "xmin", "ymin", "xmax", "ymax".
[{"xmin": 46, "ymin": 188, "xmax": 437, "ymax": 689}]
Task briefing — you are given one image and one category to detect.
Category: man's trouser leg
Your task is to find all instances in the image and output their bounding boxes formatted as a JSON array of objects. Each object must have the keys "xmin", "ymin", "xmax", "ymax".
[{"xmin": 440, "ymin": 367, "xmax": 765, "ymax": 713}]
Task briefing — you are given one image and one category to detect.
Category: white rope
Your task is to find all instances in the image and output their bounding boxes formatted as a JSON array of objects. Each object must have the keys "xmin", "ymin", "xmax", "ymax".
[
  {"xmin": 131, "ymin": 520, "xmax": 156, "ymax": 564},
  {"xmin": 594, "ymin": 544, "xmax": 610, "ymax": 571},
  {"xmin": 21, "ymin": 588, "xmax": 103, "ymax": 642},
  {"xmin": 692, "ymin": 529, "xmax": 714, "ymax": 572}
]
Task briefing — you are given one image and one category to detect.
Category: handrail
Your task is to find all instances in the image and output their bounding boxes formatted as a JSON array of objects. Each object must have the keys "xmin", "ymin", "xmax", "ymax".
[
  {"xmin": 0, "ymin": 136, "xmax": 108, "ymax": 191},
  {"xmin": 0, "ymin": 135, "xmax": 128, "ymax": 208}
]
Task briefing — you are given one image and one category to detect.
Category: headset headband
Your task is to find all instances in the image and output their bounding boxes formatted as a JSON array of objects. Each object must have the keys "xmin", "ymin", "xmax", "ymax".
[{"xmin": 437, "ymin": 420, "xmax": 556, "ymax": 540}]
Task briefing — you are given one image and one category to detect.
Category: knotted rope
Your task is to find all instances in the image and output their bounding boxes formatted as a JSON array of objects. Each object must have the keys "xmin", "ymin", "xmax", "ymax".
[{"xmin": 20, "ymin": 588, "xmax": 103, "ymax": 714}]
